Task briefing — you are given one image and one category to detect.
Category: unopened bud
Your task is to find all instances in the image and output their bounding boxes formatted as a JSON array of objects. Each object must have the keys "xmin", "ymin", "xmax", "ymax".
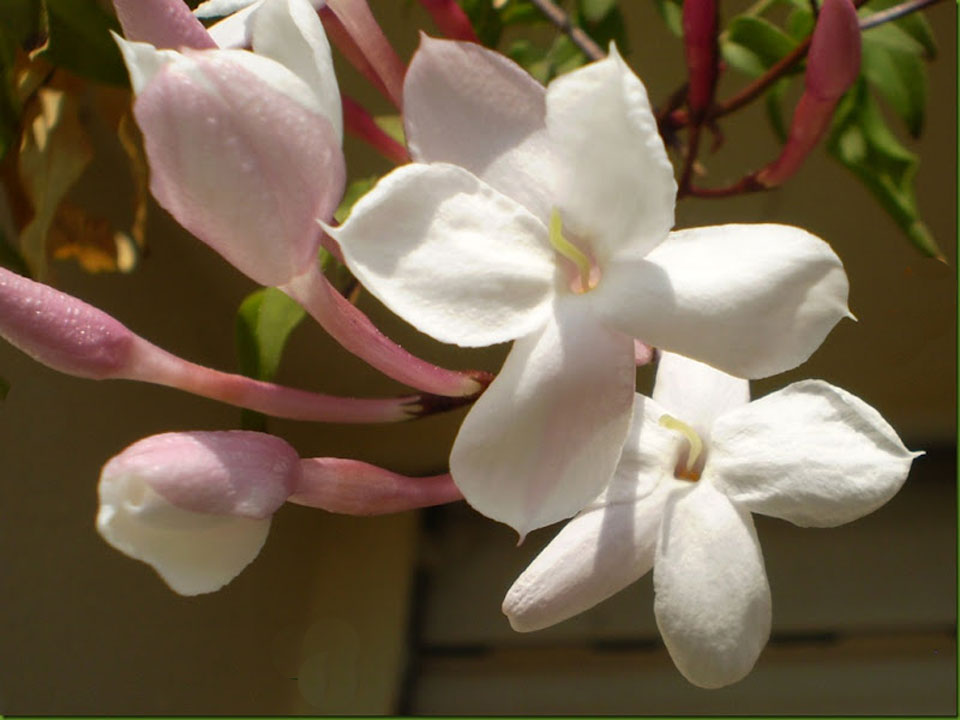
[
  {"xmin": 97, "ymin": 431, "xmax": 301, "ymax": 595},
  {"xmin": 805, "ymin": 0, "xmax": 861, "ymax": 102},
  {"xmin": 683, "ymin": 0, "xmax": 719, "ymax": 119},
  {"xmin": 0, "ymin": 267, "xmax": 136, "ymax": 380}
]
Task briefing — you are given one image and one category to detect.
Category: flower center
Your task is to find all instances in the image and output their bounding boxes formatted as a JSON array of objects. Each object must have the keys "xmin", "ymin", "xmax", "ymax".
[
  {"xmin": 549, "ymin": 209, "xmax": 598, "ymax": 294},
  {"xmin": 658, "ymin": 414, "xmax": 703, "ymax": 481}
]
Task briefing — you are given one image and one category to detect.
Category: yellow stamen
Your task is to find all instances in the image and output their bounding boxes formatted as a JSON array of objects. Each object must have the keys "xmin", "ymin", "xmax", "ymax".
[
  {"xmin": 658, "ymin": 414, "xmax": 703, "ymax": 476},
  {"xmin": 549, "ymin": 209, "xmax": 593, "ymax": 293}
]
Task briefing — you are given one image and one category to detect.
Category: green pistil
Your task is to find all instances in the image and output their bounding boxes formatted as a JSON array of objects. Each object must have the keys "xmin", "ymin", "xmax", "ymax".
[
  {"xmin": 658, "ymin": 414, "xmax": 704, "ymax": 474},
  {"xmin": 549, "ymin": 209, "xmax": 592, "ymax": 292}
]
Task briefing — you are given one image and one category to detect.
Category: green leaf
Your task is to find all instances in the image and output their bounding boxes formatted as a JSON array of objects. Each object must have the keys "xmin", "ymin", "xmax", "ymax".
[
  {"xmin": 36, "ymin": 0, "xmax": 127, "ymax": 86},
  {"xmin": 860, "ymin": 0, "xmax": 937, "ymax": 58},
  {"xmin": 784, "ymin": 5, "xmax": 814, "ymax": 41},
  {"xmin": 334, "ymin": 176, "xmax": 379, "ymax": 224},
  {"xmin": 861, "ymin": 23, "xmax": 927, "ymax": 137},
  {"xmin": 455, "ymin": 0, "xmax": 502, "ymax": 47},
  {"xmin": 653, "ymin": 0, "xmax": 683, "ymax": 37},
  {"xmin": 726, "ymin": 16, "xmax": 798, "ymax": 69},
  {"xmin": 499, "ymin": 1, "xmax": 543, "ymax": 25},
  {"xmin": 827, "ymin": 79, "xmax": 942, "ymax": 259},
  {"xmin": 579, "ymin": 0, "xmax": 618, "ymax": 24},
  {"xmin": 373, "ymin": 115, "xmax": 405, "ymax": 145},
  {"xmin": 0, "ymin": 0, "xmax": 42, "ymax": 51},
  {"xmin": 721, "ymin": 41, "xmax": 767, "ymax": 77},
  {"xmin": 235, "ymin": 287, "xmax": 307, "ymax": 430},
  {"xmin": 0, "ymin": 374, "xmax": 8, "ymax": 402},
  {"xmin": 577, "ymin": 2, "xmax": 629, "ymax": 55}
]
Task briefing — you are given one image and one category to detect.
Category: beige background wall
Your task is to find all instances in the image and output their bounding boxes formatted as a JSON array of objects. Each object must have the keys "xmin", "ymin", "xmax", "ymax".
[{"xmin": 0, "ymin": 0, "xmax": 955, "ymax": 714}]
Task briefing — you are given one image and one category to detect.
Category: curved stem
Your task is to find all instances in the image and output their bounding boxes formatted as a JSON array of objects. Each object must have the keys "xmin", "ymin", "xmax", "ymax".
[
  {"xmin": 528, "ymin": 0, "xmax": 605, "ymax": 62},
  {"xmin": 290, "ymin": 457, "xmax": 462, "ymax": 514},
  {"xmin": 281, "ymin": 262, "xmax": 490, "ymax": 397}
]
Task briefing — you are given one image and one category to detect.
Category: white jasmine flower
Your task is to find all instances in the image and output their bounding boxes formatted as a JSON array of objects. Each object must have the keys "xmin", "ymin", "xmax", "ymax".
[
  {"xmin": 503, "ymin": 352, "xmax": 920, "ymax": 687},
  {"xmin": 328, "ymin": 37, "xmax": 851, "ymax": 536}
]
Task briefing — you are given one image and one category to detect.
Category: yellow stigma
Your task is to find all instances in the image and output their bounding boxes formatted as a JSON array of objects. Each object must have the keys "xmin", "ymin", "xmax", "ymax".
[
  {"xmin": 658, "ymin": 414, "xmax": 703, "ymax": 478},
  {"xmin": 549, "ymin": 209, "xmax": 593, "ymax": 293}
]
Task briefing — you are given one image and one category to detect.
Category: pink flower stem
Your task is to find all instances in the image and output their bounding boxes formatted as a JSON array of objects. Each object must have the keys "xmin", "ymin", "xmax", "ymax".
[
  {"xmin": 322, "ymin": 0, "xmax": 406, "ymax": 109},
  {"xmin": 418, "ymin": 0, "xmax": 480, "ymax": 42},
  {"xmin": 280, "ymin": 262, "xmax": 490, "ymax": 397},
  {"xmin": 0, "ymin": 267, "xmax": 470, "ymax": 423},
  {"xmin": 342, "ymin": 94, "xmax": 409, "ymax": 164},
  {"xmin": 290, "ymin": 458, "xmax": 463, "ymax": 514}
]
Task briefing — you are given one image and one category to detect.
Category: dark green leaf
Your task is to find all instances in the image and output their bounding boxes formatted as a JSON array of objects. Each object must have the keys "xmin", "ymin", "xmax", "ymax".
[
  {"xmin": 578, "ymin": 3, "xmax": 628, "ymax": 55},
  {"xmin": 827, "ymin": 79, "xmax": 942, "ymax": 258},
  {"xmin": 334, "ymin": 176, "xmax": 379, "ymax": 224},
  {"xmin": 0, "ymin": 0, "xmax": 43, "ymax": 51},
  {"xmin": 726, "ymin": 16, "xmax": 798, "ymax": 69},
  {"xmin": 653, "ymin": 0, "xmax": 683, "ymax": 37},
  {"xmin": 499, "ymin": 1, "xmax": 543, "ymax": 25},
  {"xmin": 0, "ymin": 374, "xmax": 8, "ymax": 402},
  {"xmin": 455, "ymin": 0, "xmax": 502, "ymax": 47},
  {"xmin": 37, "ymin": 0, "xmax": 128, "ymax": 85},
  {"xmin": 861, "ymin": 23, "xmax": 927, "ymax": 137}
]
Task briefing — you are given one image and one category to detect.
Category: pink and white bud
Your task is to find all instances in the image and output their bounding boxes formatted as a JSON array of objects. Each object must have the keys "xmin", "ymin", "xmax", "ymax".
[
  {"xmin": 758, "ymin": 0, "xmax": 860, "ymax": 187},
  {"xmin": 112, "ymin": 0, "xmax": 217, "ymax": 50},
  {"xmin": 290, "ymin": 458, "xmax": 462, "ymax": 515},
  {"xmin": 0, "ymin": 267, "xmax": 136, "ymax": 380},
  {"xmin": 97, "ymin": 431, "xmax": 301, "ymax": 595},
  {"xmin": 117, "ymin": 39, "xmax": 345, "ymax": 286}
]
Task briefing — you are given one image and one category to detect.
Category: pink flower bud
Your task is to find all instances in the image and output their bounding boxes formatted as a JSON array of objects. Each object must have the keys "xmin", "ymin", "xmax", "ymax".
[
  {"xmin": 805, "ymin": 0, "xmax": 861, "ymax": 102},
  {"xmin": 97, "ymin": 431, "xmax": 301, "ymax": 595},
  {"xmin": 112, "ymin": 0, "xmax": 217, "ymax": 50},
  {"xmin": 0, "ymin": 267, "xmax": 136, "ymax": 380},
  {"xmin": 757, "ymin": 0, "xmax": 860, "ymax": 187},
  {"xmin": 683, "ymin": 0, "xmax": 719, "ymax": 119}
]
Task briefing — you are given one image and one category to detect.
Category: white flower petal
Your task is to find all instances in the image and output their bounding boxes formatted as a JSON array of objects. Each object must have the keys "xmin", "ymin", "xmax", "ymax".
[
  {"xmin": 449, "ymin": 297, "xmax": 636, "ymax": 537},
  {"xmin": 113, "ymin": 35, "xmax": 181, "ymax": 95},
  {"xmin": 403, "ymin": 36, "xmax": 557, "ymax": 221},
  {"xmin": 707, "ymin": 380, "xmax": 920, "ymax": 527},
  {"xmin": 545, "ymin": 44, "xmax": 676, "ymax": 265},
  {"xmin": 504, "ymin": 482, "xmax": 672, "ymax": 632},
  {"xmin": 134, "ymin": 48, "xmax": 344, "ymax": 287},
  {"xmin": 594, "ymin": 223, "xmax": 850, "ymax": 379},
  {"xmin": 252, "ymin": 0, "xmax": 342, "ymax": 141},
  {"xmin": 654, "ymin": 481, "xmax": 771, "ymax": 689},
  {"xmin": 194, "ymin": 0, "xmax": 259, "ymax": 19},
  {"xmin": 653, "ymin": 351, "xmax": 750, "ymax": 442},
  {"xmin": 330, "ymin": 163, "xmax": 558, "ymax": 347},
  {"xmin": 204, "ymin": 1, "xmax": 261, "ymax": 48},
  {"xmin": 97, "ymin": 470, "xmax": 272, "ymax": 596}
]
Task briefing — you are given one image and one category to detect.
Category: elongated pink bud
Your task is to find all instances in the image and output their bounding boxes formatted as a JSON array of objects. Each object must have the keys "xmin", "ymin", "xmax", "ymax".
[
  {"xmin": 757, "ymin": 0, "xmax": 859, "ymax": 187},
  {"xmin": 291, "ymin": 458, "xmax": 462, "ymax": 515},
  {"xmin": 0, "ymin": 267, "xmax": 136, "ymax": 379},
  {"xmin": 98, "ymin": 430, "xmax": 300, "ymax": 595},
  {"xmin": 322, "ymin": 0, "xmax": 405, "ymax": 108},
  {"xmin": 112, "ymin": 0, "xmax": 217, "ymax": 49},
  {"xmin": 805, "ymin": 0, "xmax": 861, "ymax": 102},
  {"xmin": 418, "ymin": 0, "xmax": 479, "ymax": 43},
  {"xmin": 682, "ymin": 0, "xmax": 719, "ymax": 120},
  {"xmin": 342, "ymin": 94, "xmax": 409, "ymax": 164}
]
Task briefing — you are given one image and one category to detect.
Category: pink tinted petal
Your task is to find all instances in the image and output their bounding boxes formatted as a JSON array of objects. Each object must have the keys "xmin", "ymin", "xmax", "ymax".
[
  {"xmin": 290, "ymin": 459, "xmax": 462, "ymax": 514},
  {"xmin": 113, "ymin": 0, "xmax": 217, "ymax": 49},
  {"xmin": 652, "ymin": 351, "xmax": 749, "ymax": 442},
  {"xmin": 404, "ymin": 36, "xmax": 557, "ymax": 221},
  {"xmin": 0, "ymin": 267, "xmax": 135, "ymax": 379},
  {"xmin": 102, "ymin": 431, "xmax": 300, "ymax": 518},
  {"xmin": 450, "ymin": 297, "xmax": 636, "ymax": 538},
  {"xmin": 135, "ymin": 51, "xmax": 345, "ymax": 286}
]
